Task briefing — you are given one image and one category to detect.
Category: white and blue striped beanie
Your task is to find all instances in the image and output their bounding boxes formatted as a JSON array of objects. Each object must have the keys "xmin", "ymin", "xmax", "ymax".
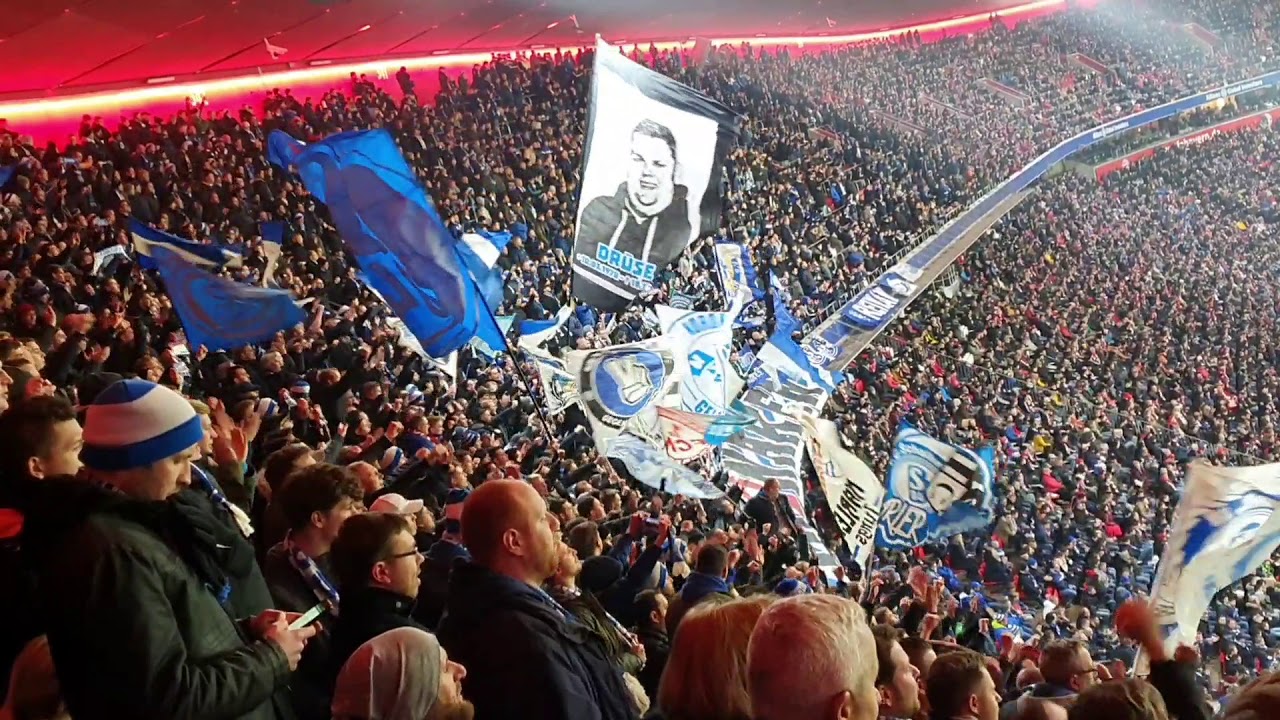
[{"xmin": 82, "ymin": 379, "xmax": 205, "ymax": 471}]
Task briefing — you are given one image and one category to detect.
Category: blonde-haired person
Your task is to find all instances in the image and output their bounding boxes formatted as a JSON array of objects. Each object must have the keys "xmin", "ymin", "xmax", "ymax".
[
  {"xmin": 748, "ymin": 594, "xmax": 879, "ymax": 720},
  {"xmin": 656, "ymin": 594, "xmax": 775, "ymax": 720},
  {"xmin": 0, "ymin": 635, "xmax": 69, "ymax": 720},
  {"xmin": 1067, "ymin": 679, "xmax": 1167, "ymax": 720}
]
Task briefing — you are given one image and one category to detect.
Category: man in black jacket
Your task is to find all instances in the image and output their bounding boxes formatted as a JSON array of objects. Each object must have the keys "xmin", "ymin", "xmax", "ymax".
[
  {"xmin": 632, "ymin": 589, "xmax": 671, "ymax": 701},
  {"xmin": 326, "ymin": 511, "xmax": 428, "ymax": 681},
  {"xmin": 438, "ymin": 479, "xmax": 637, "ymax": 720}
]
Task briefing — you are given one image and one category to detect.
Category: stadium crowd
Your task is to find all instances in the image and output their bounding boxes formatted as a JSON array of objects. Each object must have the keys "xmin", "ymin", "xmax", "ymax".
[{"xmin": 2, "ymin": 0, "xmax": 1280, "ymax": 719}]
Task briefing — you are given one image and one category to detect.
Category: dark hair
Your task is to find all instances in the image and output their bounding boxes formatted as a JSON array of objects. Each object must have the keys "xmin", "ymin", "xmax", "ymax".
[
  {"xmin": 0, "ymin": 395, "xmax": 77, "ymax": 480},
  {"xmin": 330, "ymin": 512, "xmax": 414, "ymax": 590},
  {"xmin": 567, "ymin": 521, "xmax": 600, "ymax": 560},
  {"xmin": 631, "ymin": 119, "xmax": 678, "ymax": 165},
  {"xmin": 263, "ymin": 443, "xmax": 314, "ymax": 493},
  {"xmin": 633, "ymin": 589, "xmax": 663, "ymax": 628},
  {"xmin": 694, "ymin": 543, "xmax": 728, "ymax": 576},
  {"xmin": 926, "ymin": 650, "xmax": 988, "ymax": 720},
  {"xmin": 575, "ymin": 493, "xmax": 599, "ymax": 518},
  {"xmin": 274, "ymin": 463, "xmax": 363, "ymax": 532},
  {"xmin": 900, "ymin": 636, "xmax": 934, "ymax": 672},
  {"xmin": 872, "ymin": 624, "xmax": 905, "ymax": 688}
]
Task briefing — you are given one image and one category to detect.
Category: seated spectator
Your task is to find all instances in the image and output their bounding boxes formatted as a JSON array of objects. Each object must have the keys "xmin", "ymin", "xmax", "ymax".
[
  {"xmin": 20, "ymin": 378, "xmax": 314, "ymax": 718},
  {"xmin": 872, "ymin": 625, "xmax": 922, "ymax": 720},
  {"xmin": 666, "ymin": 543, "xmax": 733, "ymax": 635},
  {"xmin": 0, "ymin": 636, "xmax": 66, "ymax": 720},
  {"xmin": 437, "ymin": 479, "xmax": 635, "ymax": 720},
  {"xmin": 656, "ymin": 594, "xmax": 773, "ymax": 720},
  {"xmin": 332, "ymin": 627, "xmax": 472, "ymax": 720},
  {"xmin": 927, "ymin": 650, "xmax": 1002, "ymax": 720},
  {"xmin": 327, "ymin": 512, "xmax": 427, "ymax": 681},
  {"xmin": 1067, "ymin": 679, "xmax": 1167, "ymax": 720},
  {"xmin": 748, "ymin": 595, "xmax": 880, "ymax": 720}
]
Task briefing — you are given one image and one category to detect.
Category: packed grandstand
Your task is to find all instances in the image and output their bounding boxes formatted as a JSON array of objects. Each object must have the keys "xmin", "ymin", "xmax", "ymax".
[{"xmin": 2, "ymin": 0, "xmax": 1280, "ymax": 719}]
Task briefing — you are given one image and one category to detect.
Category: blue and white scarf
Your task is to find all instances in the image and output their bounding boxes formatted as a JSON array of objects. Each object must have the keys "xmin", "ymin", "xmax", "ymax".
[{"xmin": 284, "ymin": 531, "xmax": 342, "ymax": 616}]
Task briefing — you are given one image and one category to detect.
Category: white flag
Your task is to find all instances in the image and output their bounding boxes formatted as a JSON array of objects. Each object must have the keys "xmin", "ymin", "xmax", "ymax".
[
  {"xmin": 1138, "ymin": 460, "xmax": 1280, "ymax": 674},
  {"xmin": 802, "ymin": 416, "xmax": 884, "ymax": 572}
]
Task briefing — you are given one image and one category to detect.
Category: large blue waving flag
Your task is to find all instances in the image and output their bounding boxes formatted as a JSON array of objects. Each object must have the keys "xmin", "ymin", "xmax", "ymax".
[
  {"xmin": 267, "ymin": 131, "xmax": 306, "ymax": 169},
  {"xmin": 876, "ymin": 425, "xmax": 996, "ymax": 550},
  {"xmin": 151, "ymin": 247, "xmax": 305, "ymax": 352},
  {"xmin": 291, "ymin": 129, "xmax": 504, "ymax": 357}
]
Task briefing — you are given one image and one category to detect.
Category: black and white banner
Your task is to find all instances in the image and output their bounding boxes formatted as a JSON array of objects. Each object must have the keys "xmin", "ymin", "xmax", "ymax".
[
  {"xmin": 721, "ymin": 374, "xmax": 840, "ymax": 573},
  {"xmin": 802, "ymin": 416, "xmax": 884, "ymax": 573},
  {"xmin": 572, "ymin": 37, "xmax": 741, "ymax": 311}
]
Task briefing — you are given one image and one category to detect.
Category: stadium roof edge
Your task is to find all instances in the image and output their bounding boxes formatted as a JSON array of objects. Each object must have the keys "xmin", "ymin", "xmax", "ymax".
[{"xmin": 0, "ymin": 0, "xmax": 1065, "ymax": 123}]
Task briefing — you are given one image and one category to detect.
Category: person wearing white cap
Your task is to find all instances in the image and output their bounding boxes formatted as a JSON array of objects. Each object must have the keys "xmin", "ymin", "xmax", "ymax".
[
  {"xmin": 332, "ymin": 627, "xmax": 472, "ymax": 720},
  {"xmin": 19, "ymin": 379, "xmax": 316, "ymax": 720}
]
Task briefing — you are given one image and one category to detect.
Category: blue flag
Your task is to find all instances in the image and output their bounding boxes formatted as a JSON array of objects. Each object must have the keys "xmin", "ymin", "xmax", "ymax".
[
  {"xmin": 749, "ymin": 293, "xmax": 844, "ymax": 394},
  {"xmin": 267, "ymin": 131, "xmax": 306, "ymax": 169},
  {"xmin": 151, "ymin": 247, "xmax": 305, "ymax": 352},
  {"xmin": 457, "ymin": 229, "xmax": 511, "ymax": 312},
  {"xmin": 260, "ymin": 220, "xmax": 285, "ymax": 246},
  {"xmin": 130, "ymin": 220, "xmax": 244, "ymax": 270},
  {"xmin": 291, "ymin": 129, "xmax": 505, "ymax": 357},
  {"xmin": 876, "ymin": 426, "xmax": 996, "ymax": 550},
  {"xmin": 0, "ymin": 165, "xmax": 15, "ymax": 189}
]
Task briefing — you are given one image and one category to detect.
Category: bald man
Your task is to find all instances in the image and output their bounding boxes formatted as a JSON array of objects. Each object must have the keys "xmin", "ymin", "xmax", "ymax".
[{"xmin": 436, "ymin": 480, "xmax": 637, "ymax": 720}]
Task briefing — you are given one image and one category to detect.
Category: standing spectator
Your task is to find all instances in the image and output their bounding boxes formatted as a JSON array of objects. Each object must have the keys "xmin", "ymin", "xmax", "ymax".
[
  {"xmin": 747, "ymin": 595, "xmax": 880, "ymax": 720},
  {"xmin": 656, "ymin": 595, "xmax": 774, "ymax": 720},
  {"xmin": 1068, "ymin": 680, "xmax": 1167, "ymax": 720},
  {"xmin": 19, "ymin": 378, "xmax": 314, "ymax": 719},
  {"xmin": 666, "ymin": 543, "xmax": 733, "ymax": 635},
  {"xmin": 1002, "ymin": 641, "xmax": 1095, "ymax": 718},
  {"xmin": 262, "ymin": 462, "xmax": 362, "ymax": 720},
  {"xmin": 415, "ymin": 488, "xmax": 471, "ymax": 630},
  {"xmin": 632, "ymin": 589, "xmax": 671, "ymax": 701},
  {"xmin": 873, "ymin": 625, "xmax": 922, "ymax": 720},
  {"xmin": 332, "ymin": 628, "xmax": 472, "ymax": 720},
  {"xmin": 261, "ymin": 463, "xmax": 361, "ymax": 615},
  {"xmin": 928, "ymin": 651, "xmax": 1002, "ymax": 720},
  {"xmin": 0, "ymin": 395, "xmax": 81, "ymax": 696},
  {"xmin": 438, "ymin": 479, "xmax": 636, "ymax": 720},
  {"xmin": 327, "ymin": 512, "xmax": 427, "ymax": 680}
]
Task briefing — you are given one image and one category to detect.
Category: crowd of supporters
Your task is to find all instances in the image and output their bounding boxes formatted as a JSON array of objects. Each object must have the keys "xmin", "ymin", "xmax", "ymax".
[{"xmin": 1, "ymin": 0, "xmax": 1280, "ymax": 718}]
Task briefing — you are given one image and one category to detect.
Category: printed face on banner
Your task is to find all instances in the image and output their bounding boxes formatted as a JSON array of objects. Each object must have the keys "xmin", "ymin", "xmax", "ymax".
[{"xmin": 574, "ymin": 65, "xmax": 719, "ymax": 301}]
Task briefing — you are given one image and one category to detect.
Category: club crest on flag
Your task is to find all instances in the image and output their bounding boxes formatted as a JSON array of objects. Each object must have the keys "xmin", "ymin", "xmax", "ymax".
[
  {"xmin": 582, "ymin": 350, "xmax": 674, "ymax": 425},
  {"xmin": 877, "ymin": 426, "xmax": 995, "ymax": 550}
]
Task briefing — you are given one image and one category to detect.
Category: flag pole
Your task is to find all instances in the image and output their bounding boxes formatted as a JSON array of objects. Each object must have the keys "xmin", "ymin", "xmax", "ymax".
[{"xmin": 467, "ymin": 275, "xmax": 558, "ymax": 446}]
